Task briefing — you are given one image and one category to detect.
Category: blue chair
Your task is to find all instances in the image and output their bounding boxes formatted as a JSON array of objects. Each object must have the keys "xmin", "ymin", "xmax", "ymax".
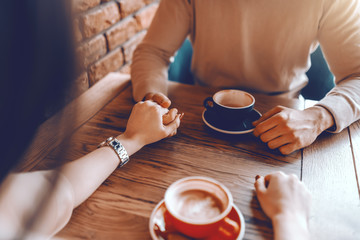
[
  {"xmin": 168, "ymin": 39, "xmax": 194, "ymax": 85},
  {"xmin": 303, "ymin": 46, "xmax": 335, "ymax": 100},
  {"xmin": 168, "ymin": 39, "xmax": 334, "ymax": 100}
]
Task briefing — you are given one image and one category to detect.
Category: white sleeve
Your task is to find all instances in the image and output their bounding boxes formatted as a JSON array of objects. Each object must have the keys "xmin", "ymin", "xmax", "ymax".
[{"xmin": 316, "ymin": 0, "xmax": 360, "ymax": 132}]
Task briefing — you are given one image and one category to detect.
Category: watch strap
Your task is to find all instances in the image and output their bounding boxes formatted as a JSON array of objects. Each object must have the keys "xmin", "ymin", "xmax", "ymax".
[{"xmin": 98, "ymin": 136, "xmax": 129, "ymax": 167}]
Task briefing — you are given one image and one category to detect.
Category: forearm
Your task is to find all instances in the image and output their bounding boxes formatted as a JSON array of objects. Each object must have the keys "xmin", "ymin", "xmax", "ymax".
[
  {"xmin": 131, "ymin": 0, "xmax": 191, "ymax": 101},
  {"xmin": 272, "ymin": 213, "xmax": 310, "ymax": 240},
  {"xmin": 60, "ymin": 134, "xmax": 143, "ymax": 207},
  {"xmin": 317, "ymin": 0, "xmax": 360, "ymax": 132},
  {"xmin": 131, "ymin": 47, "xmax": 169, "ymax": 101}
]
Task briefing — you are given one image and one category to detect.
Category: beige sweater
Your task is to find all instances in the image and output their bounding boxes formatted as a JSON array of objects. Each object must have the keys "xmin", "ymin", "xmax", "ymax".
[{"xmin": 131, "ymin": 0, "xmax": 360, "ymax": 133}]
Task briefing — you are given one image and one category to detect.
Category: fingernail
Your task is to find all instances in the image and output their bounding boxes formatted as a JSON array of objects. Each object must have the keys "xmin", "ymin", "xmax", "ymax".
[
  {"xmin": 255, "ymin": 175, "xmax": 261, "ymax": 180},
  {"xmin": 179, "ymin": 113, "xmax": 184, "ymax": 120}
]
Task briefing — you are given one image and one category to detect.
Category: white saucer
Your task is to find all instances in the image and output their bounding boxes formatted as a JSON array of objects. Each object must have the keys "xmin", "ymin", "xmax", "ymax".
[
  {"xmin": 202, "ymin": 109, "xmax": 262, "ymax": 135},
  {"xmin": 149, "ymin": 199, "xmax": 245, "ymax": 240}
]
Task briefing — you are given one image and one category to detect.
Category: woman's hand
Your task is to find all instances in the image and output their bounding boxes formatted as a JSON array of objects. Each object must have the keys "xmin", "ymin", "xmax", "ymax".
[
  {"xmin": 122, "ymin": 101, "xmax": 181, "ymax": 148},
  {"xmin": 254, "ymin": 172, "xmax": 311, "ymax": 240}
]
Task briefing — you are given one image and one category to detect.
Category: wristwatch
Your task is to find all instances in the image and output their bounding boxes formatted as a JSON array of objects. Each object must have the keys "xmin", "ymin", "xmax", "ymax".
[{"xmin": 98, "ymin": 136, "xmax": 129, "ymax": 167}]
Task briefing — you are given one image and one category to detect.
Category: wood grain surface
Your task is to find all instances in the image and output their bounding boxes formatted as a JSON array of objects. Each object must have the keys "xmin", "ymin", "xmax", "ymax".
[
  {"xmin": 349, "ymin": 120, "xmax": 360, "ymax": 195},
  {"xmin": 302, "ymin": 127, "xmax": 360, "ymax": 240},
  {"xmin": 24, "ymin": 80, "xmax": 359, "ymax": 239}
]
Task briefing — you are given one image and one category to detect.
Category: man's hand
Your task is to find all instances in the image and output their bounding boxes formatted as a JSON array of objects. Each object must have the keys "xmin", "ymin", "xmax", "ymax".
[
  {"xmin": 144, "ymin": 92, "xmax": 171, "ymax": 108},
  {"xmin": 252, "ymin": 105, "xmax": 334, "ymax": 155}
]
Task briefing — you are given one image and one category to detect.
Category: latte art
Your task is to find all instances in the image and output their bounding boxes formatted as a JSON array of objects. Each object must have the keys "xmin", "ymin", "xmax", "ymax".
[{"xmin": 174, "ymin": 190, "xmax": 224, "ymax": 221}]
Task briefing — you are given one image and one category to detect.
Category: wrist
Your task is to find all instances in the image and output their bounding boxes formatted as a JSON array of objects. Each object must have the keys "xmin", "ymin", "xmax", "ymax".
[
  {"xmin": 116, "ymin": 133, "xmax": 145, "ymax": 156},
  {"xmin": 305, "ymin": 106, "xmax": 334, "ymax": 134},
  {"xmin": 272, "ymin": 212, "xmax": 310, "ymax": 240}
]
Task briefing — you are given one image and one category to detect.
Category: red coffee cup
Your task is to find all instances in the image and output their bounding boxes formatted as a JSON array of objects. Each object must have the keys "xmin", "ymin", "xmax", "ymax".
[{"xmin": 164, "ymin": 176, "xmax": 240, "ymax": 239}]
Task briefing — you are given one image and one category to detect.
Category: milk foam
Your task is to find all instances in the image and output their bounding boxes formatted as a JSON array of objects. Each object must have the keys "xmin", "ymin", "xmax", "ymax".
[{"xmin": 174, "ymin": 190, "xmax": 223, "ymax": 221}]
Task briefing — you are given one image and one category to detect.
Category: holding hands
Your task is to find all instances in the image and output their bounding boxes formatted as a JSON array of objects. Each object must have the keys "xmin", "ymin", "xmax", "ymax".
[
  {"xmin": 123, "ymin": 100, "xmax": 181, "ymax": 148},
  {"xmin": 144, "ymin": 92, "xmax": 172, "ymax": 108}
]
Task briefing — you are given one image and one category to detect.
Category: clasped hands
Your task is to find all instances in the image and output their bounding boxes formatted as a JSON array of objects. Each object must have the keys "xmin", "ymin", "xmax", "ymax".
[{"xmin": 142, "ymin": 92, "xmax": 334, "ymax": 155}]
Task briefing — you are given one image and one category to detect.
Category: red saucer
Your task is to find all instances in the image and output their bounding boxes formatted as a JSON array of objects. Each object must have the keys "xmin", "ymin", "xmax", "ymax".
[{"xmin": 149, "ymin": 199, "xmax": 245, "ymax": 240}]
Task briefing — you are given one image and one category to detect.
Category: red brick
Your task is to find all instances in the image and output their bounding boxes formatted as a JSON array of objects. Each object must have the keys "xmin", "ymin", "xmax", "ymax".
[
  {"xmin": 74, "ymin": 18, "xmax": 83, "ymax": 42},
  {"xmin": 81, "ymin": 2, "xmax": 120, "ymax": 39},
  {"xmin": 76, "ymin": 34, "xmax": 107, "ymax": 68},
  {"xmin": 73, "ymin": 0, "xmax": 100, "ymax": 13},
  {"xmin": 118, "ymin": 0, "xmax": 145, "ymax": 18},
  {"xmin": 135, "ymin": 3, "xmax": 158, "ymax": 30},
  {"xmin": 88, "ymin": 48, "xmax": 124, "ymax": 85},
  {"xmin": 105, "ymin": 18, "xmax": 138, "ymax": 51},
  {"xmin": 122, "ymin": 31, "xmax": 146, "ymax": 62}
]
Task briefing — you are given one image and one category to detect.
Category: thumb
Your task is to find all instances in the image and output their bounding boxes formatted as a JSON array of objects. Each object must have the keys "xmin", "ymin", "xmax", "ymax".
[
  {"xmin": 164, "ymin": 114, "xmax": 181, "ymax": 136},
  {"xmin": 254, "ymin": 176, "xmax": 267, "ymax": 196}
]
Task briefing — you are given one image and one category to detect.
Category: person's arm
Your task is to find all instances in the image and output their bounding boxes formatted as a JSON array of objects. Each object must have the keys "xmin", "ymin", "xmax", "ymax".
[
  {"xmin": 316, "ymin": 0, "xmax": 360, "ymax": 133},
  {"xmin": 60, "ymin": 101, "xmax": 181, "ymax": 207},
  {"xmin": 253, "ymin": 0, "xmax": 360, "ymax": 155},
  {"xmin": 254, "ymin": 172, "xmax": 311, "ymax": 240},
  {"xmin": 0, "ymin": 101, "xmax": 181, "ymax": 238},
  {"xmin": 131, "ymin": 0, "xmax": 192, "ymax": 102}
]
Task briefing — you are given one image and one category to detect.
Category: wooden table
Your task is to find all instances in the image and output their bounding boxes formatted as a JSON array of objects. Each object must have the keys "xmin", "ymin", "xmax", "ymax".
[{"xmin": 22, "ymin": 74, "xmax": 360, "ymax": 239}]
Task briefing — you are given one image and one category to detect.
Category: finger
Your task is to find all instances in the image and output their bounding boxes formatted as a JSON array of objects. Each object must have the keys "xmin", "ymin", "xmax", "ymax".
[
  {"xmin": 252, "ymin": 106, "xmax": 284, "ymax": 126},
  {"xmin": 264, "ymin": 171, "xmax": 284, "ymax": 187},
  {"xmin": 153, "ymin": 93, "xmax": 171, "ymax": 108},
  {"xmin": 144, "ymin": 100, "xmax": 169, "ymax": 115},
  {"xmin": 265, "ymin": 171, "xmax": 285, "ymax": 180},
  {"xmin": 289, "ymin": 173, "xmax": 299, "ymax": 181},
  {"xmin": 279, "ymin": 143, "xmax": 298, "ymax": 155},
  {"xmin": 144, "ymin": 93, "xmax": 155, "ymax": 101},
  {"xmin": 168, "ymin": 129, "xmax": 177, "ymax": 137},
  {"xmin": 158, "ymin": 106, "xmax": 170, "ymax": 116},
  {"xmin": 163, "ymin": 108, "xmax": 178, "ymax": 125},
  {"xmin": 164, "ymin": 114, "xmax": 181, "ymax": 136},
  {"xmin": 258, "ymin": 126, "xmax": 283, "ymax": 143},
  {"xmin": 267, "ymin": 134, "xmax": 292, "ymax": 149},
  {"xmin": 253, "ymin": 113, "xmax": 284, "ymax": 137},
  {"xmin": 254, "ymin": 176, "xmax": 267, "ymax": 195}
]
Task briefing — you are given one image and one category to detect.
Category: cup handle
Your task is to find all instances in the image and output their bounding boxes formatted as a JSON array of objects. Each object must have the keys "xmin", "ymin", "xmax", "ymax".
[
  {"xmin": 207, "ymin": 217, "xmax": 240, "ymax": 240},
  {"xmin": 203, "ymin": 97, "xmax": 215, "ymax": 110}
]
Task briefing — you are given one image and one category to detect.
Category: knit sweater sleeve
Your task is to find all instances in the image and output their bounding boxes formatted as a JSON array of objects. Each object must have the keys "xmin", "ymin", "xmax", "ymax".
[
  {"xmin": 316, "ymin": 0, "xmax": 360, "ymax": 132},
  {"xmin": 131, "ymin": 0, "xmax": 192, "ymax": 102}
]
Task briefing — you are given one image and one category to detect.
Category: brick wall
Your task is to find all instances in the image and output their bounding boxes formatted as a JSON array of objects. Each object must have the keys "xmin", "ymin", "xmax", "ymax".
[{"xmin": 72, "ymin": 0, "xmax": 159, "ymax": 98}]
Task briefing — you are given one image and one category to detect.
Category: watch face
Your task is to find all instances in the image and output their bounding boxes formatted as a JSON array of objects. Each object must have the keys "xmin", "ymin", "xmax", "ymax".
[
  {"xmin": 102, "ymin": 137, "xmax": 129, "ymax": 167},
  {"xmin": 110, "ymin": 140, "xmax": 120, "ymax": 150}
]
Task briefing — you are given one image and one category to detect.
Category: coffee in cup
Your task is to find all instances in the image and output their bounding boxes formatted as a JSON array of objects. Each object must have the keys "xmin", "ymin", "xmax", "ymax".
[
  {"xmin": 164, "ymin": 176, "xmax": 240, "ymax": 239},
  {"xmin": 203, "ymin": 90, "xmax": 255, "ymax": 126}
]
